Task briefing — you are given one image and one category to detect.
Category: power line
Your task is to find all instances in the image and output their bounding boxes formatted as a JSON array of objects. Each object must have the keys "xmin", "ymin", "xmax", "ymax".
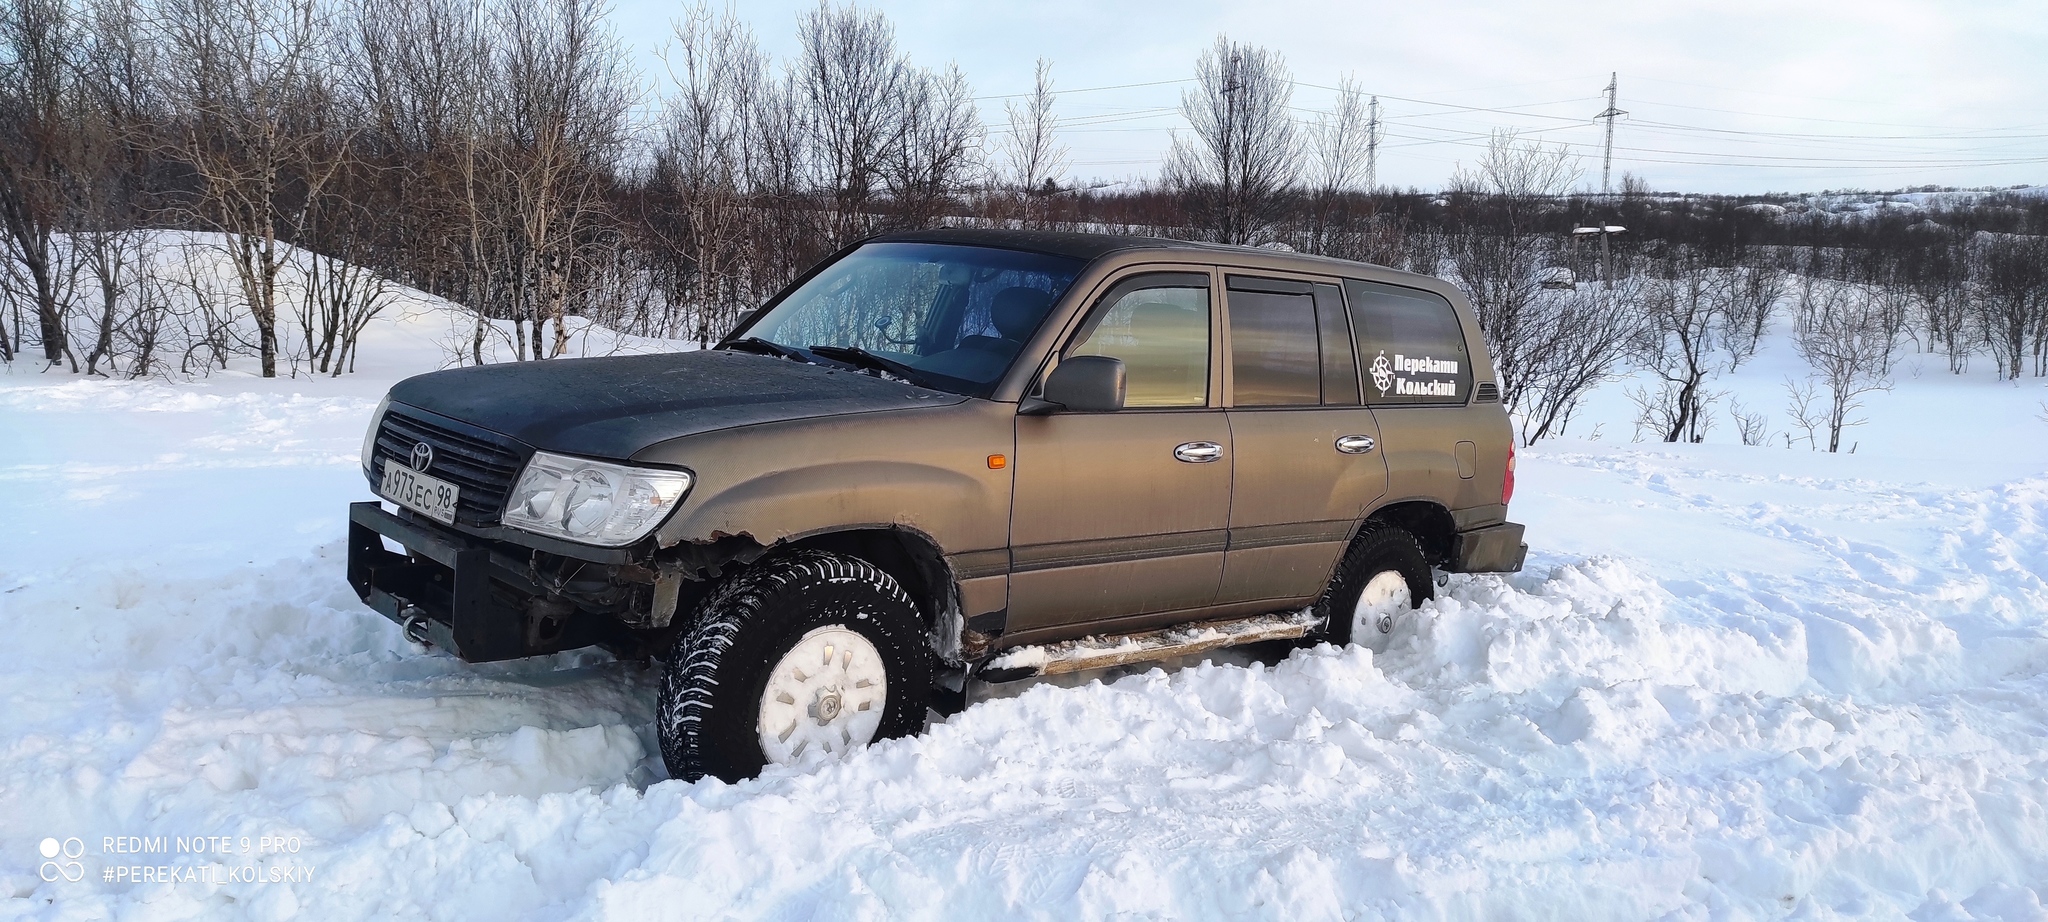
[
  {"xmin": 1624, "ymin": 97, "xmax": 2027, "ymax": 132},
  {"xmin": 972, "ymin": 78, "xmax": 1191, "ymax": 101},
  {"xmin": 1293, "ymin": 81, "xmax": 1596, "ymax": 123},
  {"xmin": 1628, "ymin": 74, "xmax": 2039, "ymax": 115},
  {"xmin": 1623, "ymin": 119, "xmax": 2048, "ymax": 144},
  {"xmin": 1371, "ymin": 125, "xmax": 2048, "ymax": 169},
  {"xmin": 975, "ymin": 69, "xmax": 2044, "ymax": 184}
]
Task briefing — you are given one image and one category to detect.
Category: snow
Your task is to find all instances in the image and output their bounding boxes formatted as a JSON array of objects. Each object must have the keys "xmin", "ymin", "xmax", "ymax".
[{"xmin": 4, "ymin": 251, "xmax": 2048, "ymax": 918}]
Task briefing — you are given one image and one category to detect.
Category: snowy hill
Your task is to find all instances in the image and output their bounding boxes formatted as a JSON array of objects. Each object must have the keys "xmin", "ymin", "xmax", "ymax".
[{"xmin": 2, "ymin": 275, "xmax": 2046, "ymax": 919}]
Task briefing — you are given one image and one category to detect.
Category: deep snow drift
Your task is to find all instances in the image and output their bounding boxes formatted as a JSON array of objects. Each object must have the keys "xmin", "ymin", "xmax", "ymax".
[{"xmin": 3, "ymin": 288, "xmax": 2047, "ymax": 919}]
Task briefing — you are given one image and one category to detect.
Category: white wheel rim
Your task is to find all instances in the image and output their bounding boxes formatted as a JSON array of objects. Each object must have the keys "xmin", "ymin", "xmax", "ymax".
[
  {"xmin": 758, "ymin": 625, "xmax": 888, "ymax": 765},
  {"xmin": 1350, "ymin": 571, "xmax": 1413, "ymax": 643}
]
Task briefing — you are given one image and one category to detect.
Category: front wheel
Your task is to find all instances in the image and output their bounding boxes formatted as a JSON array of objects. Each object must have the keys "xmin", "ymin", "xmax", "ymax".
[
  {"xmin": 1315, "ymin": 524, "xmax": 1434, "ymax": 653},
  {"xmin": 657, "ymin": 550, "xmax": 932, "ymax": 782}
]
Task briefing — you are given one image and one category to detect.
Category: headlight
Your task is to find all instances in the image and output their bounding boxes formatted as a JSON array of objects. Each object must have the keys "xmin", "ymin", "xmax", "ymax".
[
  {"xmin": 361, "ymin": 394, "xmax": 391, "ymax": 473},
  {"xmin": 502, "ymin": 451, "xmax": 694, "ymax": 547}
]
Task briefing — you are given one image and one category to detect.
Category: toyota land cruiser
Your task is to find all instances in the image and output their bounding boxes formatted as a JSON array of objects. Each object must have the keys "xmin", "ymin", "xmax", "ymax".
[{"xmin": 346, "ymin": 228, "xmax": 1526, "ymax": 782}]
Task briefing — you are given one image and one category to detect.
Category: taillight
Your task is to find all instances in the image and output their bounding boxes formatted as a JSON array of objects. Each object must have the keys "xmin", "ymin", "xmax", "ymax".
[{"xmin": 1503, "ymin": 442, "xmax": 1517, "ymax": 506}]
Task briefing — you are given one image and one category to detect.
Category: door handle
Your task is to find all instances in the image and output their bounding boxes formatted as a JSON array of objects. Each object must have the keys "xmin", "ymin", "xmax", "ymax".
[
  {"xmin": 1335, "ymin": 435, "xmax": 1376, "ymax": 454},
  {"xmin": 1173, "ymin": 441, "xmax": 1223, "ymax": 463}
]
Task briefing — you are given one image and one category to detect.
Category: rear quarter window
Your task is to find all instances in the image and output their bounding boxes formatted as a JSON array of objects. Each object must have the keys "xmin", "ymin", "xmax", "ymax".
[{"xmin": 1344, "ymin": 279, "xmax": 1472, "ymax": 406}]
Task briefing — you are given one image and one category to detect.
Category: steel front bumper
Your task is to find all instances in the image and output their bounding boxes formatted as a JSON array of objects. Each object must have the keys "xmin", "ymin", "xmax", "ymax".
[
  {"xmin": 346, "ymin": 501, "xmax": 550, "ymax": 662},
  {"xmin": 1447, "ymin": 521, "xmax": 1528, "ymax": 573}
]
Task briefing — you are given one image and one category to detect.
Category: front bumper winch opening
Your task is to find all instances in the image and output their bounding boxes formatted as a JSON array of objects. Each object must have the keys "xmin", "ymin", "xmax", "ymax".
[{"xmin": 347, "ymin": 501, "xmax": 633, "ymax": 662}]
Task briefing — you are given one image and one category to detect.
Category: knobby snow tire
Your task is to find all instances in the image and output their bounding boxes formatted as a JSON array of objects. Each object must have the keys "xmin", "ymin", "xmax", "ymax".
[
  {"xmin": 1314, "ymin": 523, "xmax": 1435, "ymax": 649},
  {"xmin": 658, "ymin": 550, "xmax": 932, "ymax": 783}
]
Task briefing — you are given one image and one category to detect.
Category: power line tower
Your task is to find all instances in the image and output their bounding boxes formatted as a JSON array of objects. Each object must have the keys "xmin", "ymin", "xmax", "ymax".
[
  {"xmin": 1365, "ymin": 95, "xmax": 1381, "ymax": 192},
  {"xmin": 1597, "ymin": 73, "xmax": 1625, "ymax": 198},
  {"xmin": 1594, "ymin": 73, "xmax": 1627, "ymax": 289}
]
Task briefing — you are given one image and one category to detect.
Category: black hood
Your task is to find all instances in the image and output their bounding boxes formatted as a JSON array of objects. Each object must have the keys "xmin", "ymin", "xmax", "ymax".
[{"xmin": 386, "ymin": 349, "xmax": 966, "ymax": 460}]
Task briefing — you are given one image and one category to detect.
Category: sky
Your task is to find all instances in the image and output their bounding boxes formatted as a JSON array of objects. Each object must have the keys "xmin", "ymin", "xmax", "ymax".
[{"xmin": 609, "ymin": 0, "xmax": 2048, "ymax": 195}]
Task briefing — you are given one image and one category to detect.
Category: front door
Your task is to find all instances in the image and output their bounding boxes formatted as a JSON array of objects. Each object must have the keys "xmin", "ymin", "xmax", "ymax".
[
  {"xmin": 1008, "ymin": 271, "xmax": 1229, "ymax": 635},
  {"xmin": 1218, "ymin": 277, "xmax": 1389, "ymax": 606}
]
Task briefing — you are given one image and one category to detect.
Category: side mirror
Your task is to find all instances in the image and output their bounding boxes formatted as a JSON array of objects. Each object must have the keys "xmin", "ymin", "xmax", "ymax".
[{"xmin": 1032, "ymin": 355, "xmax": 1126, "ymax": 413}]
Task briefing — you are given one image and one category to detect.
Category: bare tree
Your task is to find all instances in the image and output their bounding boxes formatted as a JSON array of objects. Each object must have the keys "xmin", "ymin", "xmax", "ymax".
[
  {"xmin": 1783, "ymin": 375, "xmax": 1825, "ymax": 450},
  {"xmin": 1906, "ymin": 234, "xmax": 1973, "ymax": 374},
  {"xmin": 1970, "ymin": 232, "xmax": 2048, "ymax": 379},
  {"xmin": 155, "ymin": 0, "xmax": 341, "ymax": 377},
  {"xmin": 1629, "ymin": 253, "xmax": 1738, "ymax": 443},
  {"xmin": 70, "ymin": 0, "xmax": 161, "ymax": 377},
  {"xmin": 490, "ymin": 0, "xmax": 635, "ymax": 360},
  {"xmin": 793, "ymin": 2, "xmax": 907, "ymax": 246},
  {"xmin": 1728, "ymin": 397, "xmax": 1771, "ymax": 446},
  {"xmin": 1302, "ymin": 75, "xmax": 1369, "ymax": 256},
  {"xmin": 1721, "ymin": 258, "xmax": 1786, "ymax": 368},
  {"xmin": 1794, "ymin": 282, "xmax": 1900, "ymax": 452},
  {"xmin": 346, "ymin": 0, "xmax": 491, "ymax": 311},
  {"xmin": 1517, "ymin": 282, "xmax": 1640, "ymax": 444},
  {"xmin": 295, "ymin": 187, "xmax": 394, "ymax": 375},
  {"xmin": 0, "ymin": 0, "xmax": 90, "ymax": 367},
  {"xmin": 648, "ymin": 2, "xmax": 767, "ymax": 345},
  {"xmin": 1001, "ymin": 58, "xmax": 1065, "ymax": 227},
  {"xmin": 1444, "ymin": 129, "xmax": 1582, "ymax": 409},
  {"xmin": 885, "ymin": 62, "xmax": 980, "ymax": 229},
  {"xmin": 1163, "ymin": 36, "xmax": 1299, "ymax": 245}
]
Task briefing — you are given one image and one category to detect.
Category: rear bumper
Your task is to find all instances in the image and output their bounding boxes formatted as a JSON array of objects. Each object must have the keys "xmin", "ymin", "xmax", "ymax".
[
  {"xmin": 1447, "ymin": 521, "xmax": 1527, "ymax": 573},
  {"xmin": 348, "ymin": 501, "xmax": 629, "ymax": 662}
]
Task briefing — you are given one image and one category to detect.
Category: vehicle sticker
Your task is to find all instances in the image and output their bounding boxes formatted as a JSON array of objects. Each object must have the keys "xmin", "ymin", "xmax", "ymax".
[{"xmin": 1370, "ymin": 350, "xmax": 1460, "ymax": 398}]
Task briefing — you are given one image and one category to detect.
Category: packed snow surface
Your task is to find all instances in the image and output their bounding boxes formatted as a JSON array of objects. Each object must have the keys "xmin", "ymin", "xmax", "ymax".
[{"xmin": 3, "ymin": 297, "xmax": 2048, "ymax": 919}]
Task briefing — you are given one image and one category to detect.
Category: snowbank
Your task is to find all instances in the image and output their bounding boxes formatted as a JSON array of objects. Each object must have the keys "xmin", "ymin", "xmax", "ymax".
[{"xmin": 2, "ymin": 274, "xmax": 2046, "ymax": 919}]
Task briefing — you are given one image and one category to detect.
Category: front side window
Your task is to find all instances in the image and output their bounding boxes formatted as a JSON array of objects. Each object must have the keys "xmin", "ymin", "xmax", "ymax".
[
  {"xmin": 1068, "ymin": 273, "xmax": 1211, "ymax": 408},
  {"xmin": 743, "ymin": 242, "xmax": 1084, "ymax": 397},
  {"xmin": 1345, "ymin": 279, "xmax": 1472, "ymax": 406}
]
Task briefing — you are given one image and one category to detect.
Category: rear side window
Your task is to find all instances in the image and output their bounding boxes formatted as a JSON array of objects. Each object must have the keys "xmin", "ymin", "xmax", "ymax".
[
  {"xmin": 1226, "ymin": 277, "xmax": 1319, "ymax": 406},
  {"xmin": 1344, "ymin": 279, "xmax": 1472, "ymax": 405}
]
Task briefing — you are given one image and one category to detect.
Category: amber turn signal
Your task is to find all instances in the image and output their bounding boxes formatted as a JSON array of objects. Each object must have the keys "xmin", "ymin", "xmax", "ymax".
[{"xmin": 987, "ymin": 454, "xmax": 1007, "ymax": 470}]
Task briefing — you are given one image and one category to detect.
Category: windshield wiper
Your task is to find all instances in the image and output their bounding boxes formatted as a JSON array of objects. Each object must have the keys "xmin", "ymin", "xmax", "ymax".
[
  {"xmin": 722, "ymin": 337, "xmax": 810, "ymax": 362},
  {"xmin": 806, "ymin": 344, "xmax": 929, "ymax": 386}
]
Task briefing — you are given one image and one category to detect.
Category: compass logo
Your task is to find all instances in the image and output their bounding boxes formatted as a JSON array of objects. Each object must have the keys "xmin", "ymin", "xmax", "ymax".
[
  {"xmin": 1369, "ymin": 350, "xmax": 1394, "ymax": 396},
  {"xmin": 39, "ymin": 837, "xmax": 84, "ymax": 882}
]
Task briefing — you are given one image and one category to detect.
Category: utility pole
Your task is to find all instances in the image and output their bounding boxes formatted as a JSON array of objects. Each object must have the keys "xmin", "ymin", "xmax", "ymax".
[
  {"xmin": 1365, "ymin": 95, "xmax": 1381, "ymax": 193},
  {"xmin": 1594, "ymin": 72, "xmax": 1627, "ymax": 290}
]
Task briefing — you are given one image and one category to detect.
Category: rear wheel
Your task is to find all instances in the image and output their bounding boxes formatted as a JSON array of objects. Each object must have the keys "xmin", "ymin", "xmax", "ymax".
[
  {"xmin": 1316, "ymin": 524, "xmax": 1434, "ymax": 653},
  {"xmin": 657, "ymin": 550, "xmax": 932, "ymax": 782}
]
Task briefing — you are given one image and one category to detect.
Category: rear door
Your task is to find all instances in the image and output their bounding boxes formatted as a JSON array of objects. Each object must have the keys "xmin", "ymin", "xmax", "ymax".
[
  {"xmin": 1344, "ymin": 278, "xmax": 1487, "ymax": 514},
  {"xmin": 1008, "ymin": 270, "xmax": 1231, "ymax": 635},
  {"xmin": 1216, "ymin": 275, "xmax": 1389, "ymax": 607}
]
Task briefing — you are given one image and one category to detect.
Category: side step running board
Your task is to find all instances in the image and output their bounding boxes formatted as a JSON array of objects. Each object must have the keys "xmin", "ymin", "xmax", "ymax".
[{"xmin": 980, "ymin": 609, "xmax": 1322, "ymax": 682}]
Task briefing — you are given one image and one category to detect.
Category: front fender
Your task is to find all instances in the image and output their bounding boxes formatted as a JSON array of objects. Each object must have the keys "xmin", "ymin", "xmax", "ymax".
[
  {"xmin": 641, "ymin": 401, "xmax": 1016, "ymax": 558},
  {"xmin": 674, "ymin": 460, "xmax": 996, "ymax": 547}
]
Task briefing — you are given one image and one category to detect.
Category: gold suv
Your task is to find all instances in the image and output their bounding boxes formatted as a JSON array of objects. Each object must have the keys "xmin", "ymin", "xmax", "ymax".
[{"xmin": 347, "ymin": 229, "xmax": 1526, "ymax": 781}]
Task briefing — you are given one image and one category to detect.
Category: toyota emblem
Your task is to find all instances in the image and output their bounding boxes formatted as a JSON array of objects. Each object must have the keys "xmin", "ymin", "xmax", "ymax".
[{"xmin": 411, "ymin": 441, "xmax": 435, "ymax": 472}]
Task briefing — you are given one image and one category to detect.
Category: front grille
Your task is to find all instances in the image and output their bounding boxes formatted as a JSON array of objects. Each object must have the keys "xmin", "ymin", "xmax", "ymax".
[{"xmin": 372, "ymin": 409, "xmax": 526, "ymax": 526}]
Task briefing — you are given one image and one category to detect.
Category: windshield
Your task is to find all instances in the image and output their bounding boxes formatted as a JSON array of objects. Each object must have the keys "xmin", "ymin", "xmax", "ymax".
[{"xmin": 738, "ymin": 242, "xmax": 1085, "ymax": 397}]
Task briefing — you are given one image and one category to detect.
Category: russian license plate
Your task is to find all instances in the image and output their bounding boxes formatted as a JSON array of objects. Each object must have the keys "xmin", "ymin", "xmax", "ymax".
[{"xmin": 380, "ymin": 462, "xmax": 460, "ymax": 525}]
